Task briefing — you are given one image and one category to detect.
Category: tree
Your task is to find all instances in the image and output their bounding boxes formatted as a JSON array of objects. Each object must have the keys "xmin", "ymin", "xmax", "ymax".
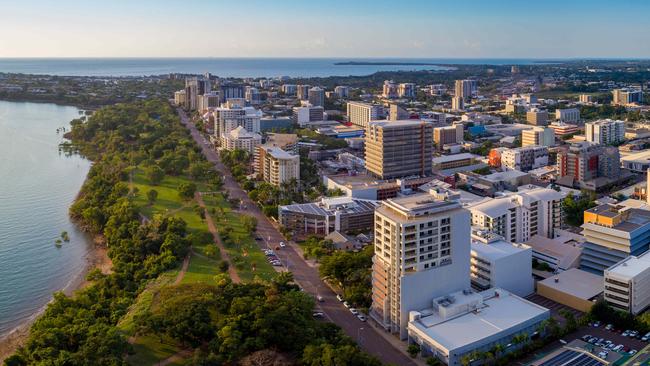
[
  {"xmin": 407, "ymin": 344, "xmax": 420, "ymax": 358},
  {"xmin": 146, "ymin": 165, "xmax": 165, "ymax": 185},
  {"xmin": 426, "ymin": 357, "xmax": 442, "ymax": 366},
  {"xmin": 147, "ymin": 189, "xmax": 158, "ymax": 204},
  {"xmin": 178, "ymin": 182, "xmax": 197, "ymax": 200},
  {"xmin": 563, "ymin": 192, "xmax": 597, "ymax": 227}
]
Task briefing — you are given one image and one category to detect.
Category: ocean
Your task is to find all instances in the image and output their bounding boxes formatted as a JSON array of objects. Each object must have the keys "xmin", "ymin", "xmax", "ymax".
[
  {"xmin": 0, "ymin": 58, "xmax": 551, "ymax": 78},
  {"xmin": 0, "ymin": 101, "xmax": 92, "ymax": 336}
]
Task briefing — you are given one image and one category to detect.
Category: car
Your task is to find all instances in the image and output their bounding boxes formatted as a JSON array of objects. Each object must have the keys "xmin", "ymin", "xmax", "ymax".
[
  {"xmin": 343, "ymin": 301, "xmax": 350, "ymax": 308},
  {"xmin": 613, "ymin": 345, "xmax": 624, "ymax": 352},
  {"xmin": 581, "ymin": 335, "xmax": 592, "ymax": 341},
  {"xmin": 622, "ymin": 330, "xmax": 630, "ymax": 337},
  {"xmin": 336, "ymin": 294, "xmax": 344, "ymax": 302},
  {"xmin": 559, "ymin": 339, "xmax": 568, "ymax": 345},
  {"xmin": 587, "ymin": 337, "xmax": 597, "ymax": 344},
  {"xmin": 271, "ymin": 261, "xmax": 282, "ymax": 267},
  {"xmin": 312, "ymin": 312, "xmax": 324, "ymax": 318},
  {"xmin": 598, "ymin": 351, "xmax": 608, "ymax": 359},
  {"xmin": 607, "ymin": 343, "xmax": 616, "ymax": 350},
  {"xmin": 317, "ymin": 295, "xmax": 324, "ymax": 302},
  {"xmin": 605, "ymin": 324, "xmax": 613, "ymax": 330},
  {"xmin": 631, "ymin": 330, "xmax": 639, "ymax": 337},
  {"xmin": 593, "ymin": 321, "xmax": 601, "ymax": 327},
  {"xmin": 349, "ymin": 308, "xmax": 359, "ymax": 315},
  {"xmin": 255, "ymin": 236, "xmax": 263, "ymax": 241},
  {"xmin": 629, "ymin": 349, "xmax": 638, "ymax": 355},
  {"xmin": 279, "ymin": 241, "xmax": 286, "ymax": 248},
  {"xmin": 642, "ymin": 332, "xmax": 650, "ymax": 341},
  {"xmin": 357, "ymin": 314, "xmax": 367, "ymax": 322}
]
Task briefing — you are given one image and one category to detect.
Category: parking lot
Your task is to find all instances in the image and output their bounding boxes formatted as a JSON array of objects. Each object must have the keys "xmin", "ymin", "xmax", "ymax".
[
  {"xmin": 526, "ymin": 294, "xmax": 584, "ymax": 323},
  {"xmin": 569, "ymin": 324, "xmax": 648, "ymax": 355}
]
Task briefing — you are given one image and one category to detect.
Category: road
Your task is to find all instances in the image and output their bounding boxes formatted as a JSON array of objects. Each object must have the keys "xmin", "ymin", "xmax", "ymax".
[{"xmin": 178, "ymin": 109, "xmax": 416, "ymax": 366}]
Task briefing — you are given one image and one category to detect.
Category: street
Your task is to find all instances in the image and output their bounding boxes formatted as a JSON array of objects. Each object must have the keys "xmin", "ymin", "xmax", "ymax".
[{"xmin": 178, "ymin": 108, "xmax": 417, "ymax": 366}]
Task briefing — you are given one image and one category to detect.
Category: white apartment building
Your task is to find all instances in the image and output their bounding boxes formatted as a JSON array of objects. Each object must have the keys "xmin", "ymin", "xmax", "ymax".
[
  {"xmin": 292, "ymin": 104, "xmax": 324, "ymax": 127},
  {"xmin": 522, "ymin": 126, "xmax": 555, "ymax": 147},
  {"xmin": 500, "ymin": 146, "xmax": 549, "ymax": 172},
  {"xmin": 469, "ymin": 187, "xmax": 564, "ymax": 243},
  {"xmin": 197, "ymin": 92, "xmax": 220, "ymax": 112},
  {"xmin": 555, "ymin": 108, "xmax": 580, "ymax": 123},
  {"xmin": 604, "ymin": 251, "xmax": 650, "ymax": 314},
  {"xmin": 451, "ymin": 96, "xmax": 464, "ymax": 111},
  {"xmin": 212, "ymin": 99, "xmax": 262, "ymax": 139},
  {"xmin": 334, "ymin": 85, "xmax": 349, "ymax": 98},
  {"xmin": 371, "ymin": 195, "xmax": 471, "ymax": 339},
  {"xmin": 470, "ymin": 229, "xmax": 534, "ymax": 297},
  {"xmin": 585, "ymin": 119, "xmax": 625, "ymax": 145},
  {"xmin": 255, "ymin": 146, "xmax": 300, "ymax": 186},
  {"xmin": 220, "ymin": 126, "xmax": 262, "ymax": 154},
  {"xmin": 346, "ymin": 101, "xmax": 384, "ymax": 128},
  {"xmin": 398, "ymin": 83, "xmax": 416, "ymax": 98}
]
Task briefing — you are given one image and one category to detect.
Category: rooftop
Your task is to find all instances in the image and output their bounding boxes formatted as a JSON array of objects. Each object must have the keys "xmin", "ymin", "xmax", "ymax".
[
  {"xmin": 537, "ymin": 268, "xmax": 603, "ymax": 301},
  {"xmin": 583, "ymin": 204, "xmax": 650, "ymax": 233},
  {"xmin": 606, "ymin": 250, "xmax": 650, "ymax": 279},
  {"xmin": 368, "ymin": 119, "xmax": 429, "ymax": 128},
  {"xmin": 525, "ymin": 235, "xmax": 583, "ymax": 270},
  {"xmin": 279, "ymin": 197, "xmax": 379, "ymax": 217},
  {"xmin": 471, "ymin": 238, "xmax": 530, "ymax": 262},
  {"xmin": 432, "ymin": 153, "xmax": 479, "ymax": 165},
  {"xmin": 408, "ymin": 288, "xmax": 549, "ymax": 352},
  {"xmin": 379, "ymin": 193, "xmax": 461, "ymax": 219},
  {"xmin": 482, "ymin": 169, "xmax": 529, "ymax": 182},
  {"xmin": 261, "ymin": 146, "xmax": 299, "ymax": 160}
]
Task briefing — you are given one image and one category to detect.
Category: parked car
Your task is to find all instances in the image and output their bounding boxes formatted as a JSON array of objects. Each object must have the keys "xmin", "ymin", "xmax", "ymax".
[
  {"xmin": 255, "ymin": 236, "xmax": 263, "ymax": 241},
  {"xmin": 357, "ymin": 314, "xmax": 367, "ymax": 322},
  {"xmin": 349, "ymin": 308, "xmax": 359, "ymax": 315},
  {"xmin": 605, "ymin": 324, "xmax": 613, "ymax": 330},
  {"xmin": 629, "ymin": 349, "xmax": 638, "ymax": 355},
  {"xmin": 581, "ymin": 335, "xmax": 592, "ymax": 342},
  {"xmin": 312, "ymin": 312, "xmax": 324, "ymax": 318},
  {"xmin": 593, "ymin": 321, "xmax": 601, "ymax": 327},
  {"xmin": 642, "ymin": 332, "xmax": 650, "ymax": 341},
  {"xmin": 613, "ymin": 345, "xmax": 624, "ymax": 352},
  {"xmin": 598, "ymin": 351, "xmax": 608, "ymax": 359},
  {"xmin": 317, "ymin": 295, "xmax": 324, "ymax": 302},
  {"xmin": 279, "ymin": 241, "xmax": 286, "ymax": 248},
  {"xmin": 336, "ymin": 294, "xmax": 344, "ymax": 302},
  {"xmin": 343, "ymin": 301, "xmax": 350, "ymax": 308}
]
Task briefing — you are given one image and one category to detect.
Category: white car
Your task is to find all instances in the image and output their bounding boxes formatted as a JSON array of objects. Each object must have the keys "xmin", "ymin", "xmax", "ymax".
[
  {"xmin": 312, "ymin": 312, "xmax": 324, "ymax": 318},
  {"xmin": 279, "ymin": 241, "xmax": 286, "ymax": 248},
  {"xmin": 613, "ymin": 345, "xmax": 624, "ymax": 352},
  {"xmin": 357, "ymin": 314, "xmax": 367, "ymax": 322},
  {"xmin": 336, "ymin": 294, "xmax": 344, "ymax": 302},
  {"xmin": 350, "ymin": 308, "xmax": 359, "ymax": 315},
  {"xmin": 343, "ymin": 301, "xmax": 350, "ymax": 308},
  {"xmin": 630, "ymin": 349, "xmax": 638, "ymax": 355}
]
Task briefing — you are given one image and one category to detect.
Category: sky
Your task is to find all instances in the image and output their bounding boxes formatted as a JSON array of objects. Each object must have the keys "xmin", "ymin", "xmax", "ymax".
[{"xmin": 1, "ymin": 0, "xmax": 649, "ymax": 58}]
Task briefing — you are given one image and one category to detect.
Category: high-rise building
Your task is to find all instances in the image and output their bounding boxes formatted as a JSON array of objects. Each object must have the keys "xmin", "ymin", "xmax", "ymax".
[
  {"xmin": 371, "ymin": 194, "xmax": 471, "ymax": 338},
  {"xmin": 334, "ymin": 85, "xmax": 350, "ymax": 98},
  {"xmin": 382, "ymin": 80, "xmax": 397, "ymax": 99},
  {"xmin": 255, "ymin": 146, "xmax": 300, "ymax": 186},
  {"xmin": 217, "ymin": 83, "xmax": 244, "ymax": 103},
  {"xmin": 297, "ymin": 84, "xmax": 311, "ymax": 100},
  {"xmin": 292, "ymin": 104, "xmax": 324, "ymax": 127},
  {"xmin": 555, "ymin": 108, "xmax": 580, "ymax": 123},
  {"xmin": 388, "ymin": 103, "xmax": 409, "ymax": 121},
  {"xmin": 526, "ymin": 109, "xmax": 549, "ymax": 126},
  {"xmin": 469, "ymin": 187, "xmax": 564, "ymax": 243},
  {"xmin": 585, "ymin": 119, "xmax": 625, "ymax": 145},
  {"xmin": 451, "ymin": 96, "xmax": 464, "ymax": 111},
  {"xmin": 346, "ymin": 101, "xmax": 384, "ymax": 128},
  {"xmin": 174, "ymin": 90, "xmax": 186, "ymax": 107},
  {"xmin": 454, "ymin": 79, "xmax": 477, "ymax": 100},
  {"xmin": 308, "ymin": 86, "xmax": 325, "ymax": 107},
  {"xmin": 470, "ymin": 229, "xmax": 534, "ymax": 297},
  {"xmin": 433, "ymin": 124, "xmax": 463, "ymax": 151},
  {"xmin": 245, "ymin": 86, "xmax": 261, "ymax": 105},
  {"xmin": 212, "ymin": 99, "xmax": 262, "ymax": 140},
  {"xmin": 281, "ymin": 84, "xmax": 297, "ymax": 95},
  {"xmin": 522, "ymin": 126, "xmax": 555, "ymax": 147},
  {"xmin": 604, "ymin": 251, "xmax": 650, "ymax": 314},
  {"xmin": 581, "ymin": 204, "xmax": 650, "ymax": 273},
  {"xmin": 196, "ymin": 92, "xmax": 220, "ymax": 113},
  {"xmin": 579, "ymin": 94, "xmax": 594, "ymax": 103},
  {"xmin": 612, "ymin": 88, "xmax": 643, "ymax": 106},
  {"xmin": 184, "ymin": 76, "xmax": 211, "ymax": 111},
  {"xmin": 500, "ymin": 146, "xmax": 550, "ymax": 172},
  {"xmin": 365, "ymin": 120, "xmax": 433, "ymax": 179},
  {"xmin": 556, "ymin": 142, "xmax": 621, "ymax": 189},
  {"xmin": 398, "ymin": 83, "xmax": 416, "ymax": 98}
]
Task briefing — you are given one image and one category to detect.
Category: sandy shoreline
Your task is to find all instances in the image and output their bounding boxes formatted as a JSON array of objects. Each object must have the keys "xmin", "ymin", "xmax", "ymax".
[{"xmin": 0, "ymin": 241, "xmax": 112, "ymax": 362}]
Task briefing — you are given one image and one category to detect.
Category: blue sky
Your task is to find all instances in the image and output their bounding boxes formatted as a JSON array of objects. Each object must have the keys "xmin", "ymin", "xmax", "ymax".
[{"xmin": 1, "ymin": 0, "xmax": 649, "ymax": 58}]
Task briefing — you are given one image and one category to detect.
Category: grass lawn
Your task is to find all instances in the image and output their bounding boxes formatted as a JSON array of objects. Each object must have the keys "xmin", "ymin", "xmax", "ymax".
[
  {"xmin": 127, "ymin": 335, "xmax": 185, "ymax": 366},
  {"xmin": 181, "ymin": 253, "xmax": 220, "ymax": 284}
]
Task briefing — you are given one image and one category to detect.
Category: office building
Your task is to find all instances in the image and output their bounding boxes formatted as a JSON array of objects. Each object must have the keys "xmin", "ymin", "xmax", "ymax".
[
  {"xmin": 346, "ymin": 101, "xmax": 384, "ymax": 128},
  {"xmin": 470, "ymin": 229, "xmax": 534, "ymax": 296},
  {"xmin": 220, "ymin": 126, "xmax": 262, "ymax": 154},
  {"xmin": 612, "ymin": 88, "xmax": 643, "ymax": 106},
  {"xmin": 297, "ymin": 84, "xmax": 310, "ymax": 100},
  {"xmin": 292, "ymin": 104, "xmax": 324, "ymax": 127},
  {"xmin": 585, "ymin": 119, "xmax": 625, "ymax": 145},
  {"xmin": 522, "ymin": 126, "xmax": 555, "ymax": 147},
  {"xmin": 604, "ymin": 251, "xmax": 650, "ymax": 314},
  {"xmin": 245, "ymin": 86, "xmax": 261, "ymax": 105},
  {"xmin": 212, "ymin": 99, "xmax": 262, "ymax": 139},
  {"xmin": 281, "ymin": 84, "xmax": 297, "ymax": 95},
  {"xmin": 581, "ymin": 204, "xmax": 650, "ymax": 273},
  {"xmin": 389, "ymin": 103, "xmax": 409, "ymax": 121},
  {"xmin": 308, "ymin": 86, "xmax": 325, "ymax": 107},
  {"xmin": 184, "ymin": 76, "xmax": 211, "ymax": 111},
  {"xmin": 433, "ymin": 124, "xmax": 463, "ymax": 151},
  {"xmin": 278, "ymin": 197, "xmax": 379, "ymax": 236},
  {"xmin": 526, "ymin": 109, "xmax": 549, "ymax": 126},
  {"xmin": 217, "ymin": 83, "xmax": 244, "ymax": 103},
  {"xmin": 556, "ymin": 142, "xmax": 621, "ymax": 190},
  {"xmin": 334, "ymin": 85, "xmax": 349, "ymax": 98},
  {"xmin": 371, "ymin": 195, "xmax": 471, "ymax": 339},
  {"xmin": 451, "ymin": 96, "xmax": 464, "ymax": 111},
  {"xmin": 469, "ymin": 187, "xmax": 564, "ymax": 243},
  {"xmin": 382, "ymin": 80, "xmax": 398, "ymax": 99},
  {"xmin": 455, "ymin": 79, "xmax": 477, "ymax": 100},
  {"xmin": 398, "ymin": 83, "xmax": 416, "ymax": 98},
  {"xmin": 255, "ymin": 146, "xmax": 300, "ymax": 186},
  {"xmin": 365, "ymin": 120, "xmax": 433, "ymax": 179},
  {"xmin": 408, "ymin": 288, "xmax": 549, "ymax": 366},
  {"xmin": 500, "ymin": 145, "xmax": 549, "ymax": 172},
  {"xmin": 548, "ymin": 122, "xmax": 580, "ymax": 137},
  {"xmin": 197, "ymin": 92, "xmax": 220, "ymax": 112},
  {"xmin": 555, "ymin": 108, "xmax": 580, "ymax": 123}
]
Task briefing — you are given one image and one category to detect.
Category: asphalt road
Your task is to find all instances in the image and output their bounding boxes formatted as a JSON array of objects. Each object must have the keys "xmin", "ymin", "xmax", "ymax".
[{"xmin": 178, "ymin": 109, "xmax": 416, "ymax": 366}]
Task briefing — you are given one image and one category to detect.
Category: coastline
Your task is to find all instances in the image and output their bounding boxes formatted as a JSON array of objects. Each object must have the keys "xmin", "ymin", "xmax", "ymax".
[{"xmin": 0, "ymin": 239, "xmax": 112, "ymax": 362}]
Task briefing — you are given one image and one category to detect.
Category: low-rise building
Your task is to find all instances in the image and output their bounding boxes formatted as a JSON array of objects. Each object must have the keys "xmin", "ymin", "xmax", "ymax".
[
  {"xmin": 292, "ymin": 103, "xmax": 324, "ymax": 127},
  {"xmin": 433, "ymin": 124, "xmax": 464, "ymax": 151},
  {"xmin": 220, "ymin": 126, "xmax": 262, "ymax": 153},
  {"xmin": 604, "ymin": 251, "xmax": 650, "ymax": 314},
  {"xmin": 621, "ymin": 149, "xmax": 650, "ymax": 173},
  {"xmin": 525, "ymin": 234, "xmax": 583, "ymax": 273},
  {"xmin": 526, "ymin": 109, "xmax": 549, "ymax": 126},
  {"xmin": 585, "ymin": 119, "xmax": 625, "ymax": 145},
  {"xmin": 537, "ymin": 269, "xmax": 603, "ymax": 312},
  {"xmin": 470, "ymin": 229, "xmax": 533, "ymax": 296},
  {"xmin": 278, "ymin": 197, "xmax": 379, "ymax": 236},
  {"xmin": 548, "ymin": 122, "xmax": 580, "ymax": 137},
  {"xmin": 408, "ymin": 288, "xmax": 550, "ymax": 366},
  {"xmin": 522, "ymin": 126, "xmax": 555, "ymax": 147},
  {"xmin": 555, "ymin": 108, "xmax": 580, "ymax": 123},
  {"xmin": 501, "ymin": 146, "xmax": 549, "ymax": 172},
  {"xmin": 432, "ymin": 153, "xmax": 481, "ymax": 171}
]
